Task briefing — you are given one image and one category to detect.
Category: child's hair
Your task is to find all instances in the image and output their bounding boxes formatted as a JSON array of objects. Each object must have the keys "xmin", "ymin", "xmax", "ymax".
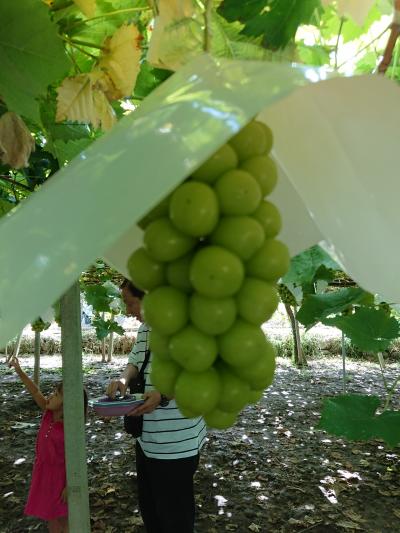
[{"xmin": 56, "ymin": 382, "xmax": 89, "ymax": 420}]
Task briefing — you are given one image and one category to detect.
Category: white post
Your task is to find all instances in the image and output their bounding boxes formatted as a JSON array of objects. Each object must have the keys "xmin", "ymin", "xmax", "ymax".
[{"xmin": 61, "ymin": 281, "xmax": 91, "ymax": 532}]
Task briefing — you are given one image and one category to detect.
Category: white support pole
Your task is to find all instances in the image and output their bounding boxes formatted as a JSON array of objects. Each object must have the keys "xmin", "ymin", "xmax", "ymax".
[{"xmin": 60, "ymin": 281, "xmax": 91, "ymax": 532}]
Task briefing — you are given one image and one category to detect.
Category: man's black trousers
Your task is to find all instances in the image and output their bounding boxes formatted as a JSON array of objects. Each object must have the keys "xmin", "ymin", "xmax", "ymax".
[{"xmin": 135, "ymin": 441, "xmax": 200, "ymax": 533}]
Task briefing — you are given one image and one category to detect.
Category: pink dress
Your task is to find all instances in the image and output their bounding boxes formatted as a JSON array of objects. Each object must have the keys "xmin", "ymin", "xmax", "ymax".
[{"xmin": 24, "ymin": 410, "xmax": 68, "ymax": 521}]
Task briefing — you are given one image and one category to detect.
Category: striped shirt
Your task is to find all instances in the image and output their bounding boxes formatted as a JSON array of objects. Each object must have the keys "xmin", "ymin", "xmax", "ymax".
[{"xmin": 128, "ymin": 323, "xmax": 207, "ymax": 459}]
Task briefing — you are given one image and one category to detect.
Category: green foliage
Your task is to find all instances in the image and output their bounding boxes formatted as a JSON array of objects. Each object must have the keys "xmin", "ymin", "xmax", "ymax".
[
  {"xmin": 134, "ymin": 62, "xmax": 173, "ymax": 99},
  {"xmin": 83, "ymin": 282, "xmax": 121, "ymax": 314},
  {"xmin": 31, "ymin": 317, "xmax": 51, "ymax": 333},
  {"xmin": 282, "ymin": 245, "xmax": 340, "ymax": 288},
  {"xmin": 0, "ymin": 0, "xmax": 71, "ymax": 121},
  {"xmin": 91, "ymin": 315, "xmax": 124, "ymax": 340},
  {"xmin": 319, "ymin": 394, "xmax": 400, "ymax": 448},
  {"xmin": 296, "ymin": 287, "xmax": 366, "ymax": 328},
  {"xmin": 218, "ymin": 0, "xmax": 320, "ymax": 49},
  {"xmin": 0, "ymin": 198, "xmax": 15, "ymax": 217},
  {"xmin": 53, "ymin": 138, "xmax": 94, "ymax": 165},
  {"xmin": 323, "ymin": 307, "xmax": 400, "ymax": 353}
]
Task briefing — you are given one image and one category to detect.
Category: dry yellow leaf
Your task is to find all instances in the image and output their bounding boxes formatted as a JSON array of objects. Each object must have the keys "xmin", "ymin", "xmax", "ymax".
[
  {"xmin": 56, "ymin": 73, "xmax": 116, "ymax": 131},
  {"xmin": 0, "ymin": 112, "xmax": 35, "ymax": 169},
  {"xmin": 99, "ymin": 23, "xmax": 142, "ymax": 100},
  {"xmin": 73, "ymin": 0, "xmax": 96, "ymax": 18},
  {"xmin": 147, "ymin": 0, "xmax": 203, "ymax": 71}
]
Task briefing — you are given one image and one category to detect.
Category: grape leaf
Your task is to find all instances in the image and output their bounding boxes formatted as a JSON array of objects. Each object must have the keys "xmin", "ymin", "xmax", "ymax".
[
  {"xmin": 282, "ymin": 245, "xmax": 340, "ymax": 286},
  {"xmin": 99, "ymin": 23, "xmax": 142, "ymax": 99},
  {"xmin": 0, "ymin": 0, "xmax": 71, "ymax": 122},
  {"xmin": 0, "ymin": 199, "xmax": 15, "ymax": 218},
  {"xmin": 218, "ymin": 0, "xmax": 320, "ymax": 49},
  {"xmin": 73, "ymin": 0, "xmax": 96, "ymax": 18},
  {"xmin": 56, "ymin": 72, "xmax": 116, "ymax": 130},
  {"xmin": 92, "ymin": 316, "xmax": 124, "ymax": 340},
  {"xmin": 319, "ymin": 394, "xmax": 400, "ymax": 448},
  {"xmin": 84, "ymin": 285, "xmax": 111, "ymax": 312},
  {"xmin": 296, "ymin": 287, "xmax": 366, "ymax": 328},
  {"xmin": 319, "ymin": 394, "xmax": 380, "ymax": 440},
  {"xmin": 53, "ymin": 138, "xmax": 94, "ymax": 165},
  {"xmin": 323, "ymin": 307, "xmax": 400, "ymax": 352},
  {"xmin": 134, "ymin": 62, "xmax": 172, "ymax": 99}
]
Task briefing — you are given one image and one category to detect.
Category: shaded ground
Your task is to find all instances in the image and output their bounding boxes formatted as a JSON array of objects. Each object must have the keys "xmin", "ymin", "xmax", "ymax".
[{"xmin": 0, "ymin": 355, "xmax": 399, "ymax": 533}]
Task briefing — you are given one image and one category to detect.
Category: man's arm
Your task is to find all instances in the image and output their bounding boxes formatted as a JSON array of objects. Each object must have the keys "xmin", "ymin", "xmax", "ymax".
[
  {"xmin": 106, "ymin": 363, "xmax": 138, "ymax": 399},
  {"xmin": 9, "ymin": 357, "xmax": 47, "ymax": 410}
]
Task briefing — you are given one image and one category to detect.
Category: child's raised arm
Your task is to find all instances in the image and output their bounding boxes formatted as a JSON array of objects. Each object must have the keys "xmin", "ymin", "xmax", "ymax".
[{"xmin": 9, "ymin": 357, "xmax": 47, "ymax": 410}]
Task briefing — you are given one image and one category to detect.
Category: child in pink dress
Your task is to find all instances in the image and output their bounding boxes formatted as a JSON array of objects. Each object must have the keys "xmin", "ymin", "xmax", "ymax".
[{"xmin": 9, "ymin": 357, "xmax": 87, "ymax": 533}]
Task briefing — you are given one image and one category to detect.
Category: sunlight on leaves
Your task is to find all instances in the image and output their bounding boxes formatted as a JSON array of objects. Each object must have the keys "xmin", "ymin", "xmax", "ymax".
[
  {"xmin": 99, "ymin": 23, "xmax": 142, "ymax": 100},
  {"xmin": 321, "ymin": 0, "xmax": 377, "ymax": 26},
  {"xmin": 56, "ymin": 73, "xmax": 116, "ymax": 130},
  {"xmin": 147, "ymin": 0, "xmax": 204, "ymax": 71},
  {"xmin": 73, "ymin": 0, "xmax": 96, "ymax": 18}
]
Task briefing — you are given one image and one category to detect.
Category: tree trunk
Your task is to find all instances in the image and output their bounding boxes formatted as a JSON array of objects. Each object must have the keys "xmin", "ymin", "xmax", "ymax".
[
  {"xmin": 107, "ymin": 330, "xmax": 114, "ymax": 363},
  {"xmin": 284, "ymin": 304, "xmax": 307, "ymax": 367},
  {"xmin": 60, "ymin": 282, "xmax": 90, "ymax": 532},
  {"xmin": 341, "ymin": 332, "xmax": 347, "ymax": 393},
  {"xmin": 101, "ymin": 312, "xmax": 106, "ymax": 363},
  {"xmin": 33, "ymin": 331, "xmax": 41, "ymax": 386}
]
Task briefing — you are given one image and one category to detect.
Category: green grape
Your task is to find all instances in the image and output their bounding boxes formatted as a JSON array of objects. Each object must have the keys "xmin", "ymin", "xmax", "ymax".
[
  {"xmin": 204, "ymin": 408, "xmax": 237, "ymax": 429},
  {"xmin": 166, "ymin": 252, "xmax": 194, "ymax": 293},
  {"xmin": 138, "ymin": 195, "xmax": 171, "ymax": 230},
  {"xmin": 256, "ymin": 121, "xmax": 273, "ymax": 154},
  {"xmin": 229, "ymin": 121, "xmax": 269, "ymax": 161},
  {"xmin": 214, "ymin": 169, "xmax": 262, "ymax": 215},
  {"xmin": 218, "ymin": 319, "xmax": 266, "ymax": 367},
  {"xmin": 247, "ymin": 388, "xmax": 264, "ymax": 404},
  {"xmin": 233, "ymin": 339, "xmax": 276, "ymax": 390},
  {"xmin": 175, "ymin": 367, "xmax": 220, "ymax": 416},
  {"xmin": 241, "ymin": 155, "xmax": 277, "ymax": 196},
  {"xmin": 178, "ymin": 406, "xmax": 197, "ymax": 419},
  {"xmin": 190, "ymin": 245, "xmax": 244, "ymax": 298},
  {"xmin": 210, "ymin": 215, "xmax": 264, "ymax": 261},
  {"xmin": 189, "ymin": 293, "xmax": 236, "ymax": 335},
  {"xmin": 169, "ymin": 181, "xmax": 219, "ymax": 237},
  {"xmin": 149, "ymin": 329, "xmax": 171, "ymax": 360},
  {"xmin": 169, "ymin": 325, "xmax": 218, "ymax": 372},
  {"xmin": 191, "ymin": 143, "xmax": 238, "ymax": 183},
  {"xmin": 216, "ymin": 362, "xmax": 250, "ymax": 413},
  {"xmin": 144, "ymin": 217, "xmax": 196, "ymax": 262},
  {"xmin": 246, "ymin": 239, "xmax": 290, "ymax": 282},
  {"xmin": 143, "ymin": 286, "xmax": 188, "ymax": 335},
  {"xmin": 127, "ymin": 247, "xmax": 165, "ymax": 291},
  {"xmin": 151, "ymin": 357, "xmax": 181, "ymax": 397},
  {"xmin": 253, "ymin": 200, "xmax": 282, "ymax": 238},
  {"xmin": 236, "ymin": 278, "xmax": 279, "ymax": 325}
]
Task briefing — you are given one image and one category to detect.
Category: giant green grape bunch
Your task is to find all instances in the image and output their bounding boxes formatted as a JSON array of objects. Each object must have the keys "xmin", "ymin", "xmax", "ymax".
[{"xmin": 127, "ymin": 119, "xmax": 290, "ymax": 429}]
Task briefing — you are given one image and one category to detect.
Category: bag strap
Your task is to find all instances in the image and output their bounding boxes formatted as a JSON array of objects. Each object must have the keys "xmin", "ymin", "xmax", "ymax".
[{"xmin": 138, "ymin": 349, "xmax": 151, "ymax": 378}]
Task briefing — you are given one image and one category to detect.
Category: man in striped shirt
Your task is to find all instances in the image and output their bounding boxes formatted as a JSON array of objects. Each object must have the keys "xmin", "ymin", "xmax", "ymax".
[{"xmin": 107, "ymin": 280, "xmax": 206, "ymax": 533}]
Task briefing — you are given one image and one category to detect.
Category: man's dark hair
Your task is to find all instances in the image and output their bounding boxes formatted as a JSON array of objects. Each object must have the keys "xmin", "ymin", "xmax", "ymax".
[{"xmin": 120, "ymin": 278, "xmax": 145, "ymax": 299}]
